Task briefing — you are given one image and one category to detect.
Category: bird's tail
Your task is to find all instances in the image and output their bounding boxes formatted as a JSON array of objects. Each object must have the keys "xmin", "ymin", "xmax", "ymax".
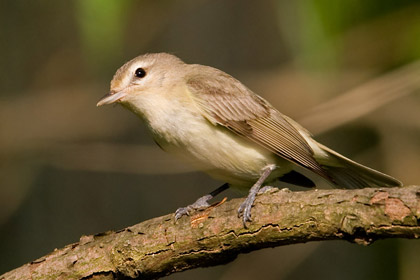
[{"xmin": 317, "ymin": 143, "xmax": 402, "ymax": 189}]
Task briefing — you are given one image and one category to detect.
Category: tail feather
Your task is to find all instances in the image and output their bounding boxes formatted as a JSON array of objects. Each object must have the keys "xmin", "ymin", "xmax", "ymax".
[{"xmin": 317, "ymin": 143, "xmax": 402, "ymax": 189}]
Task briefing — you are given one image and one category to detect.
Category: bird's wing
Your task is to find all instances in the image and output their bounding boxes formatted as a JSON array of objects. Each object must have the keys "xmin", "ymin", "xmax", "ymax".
[{"xmin": 186, "ymin": 70, "xmax": 328, "ymax": 178}]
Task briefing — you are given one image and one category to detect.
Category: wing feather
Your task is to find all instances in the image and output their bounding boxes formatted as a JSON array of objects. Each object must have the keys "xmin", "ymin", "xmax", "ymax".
[{"xmin": 186, "ymin": 69, "xmax": 327, "ymax": 178}]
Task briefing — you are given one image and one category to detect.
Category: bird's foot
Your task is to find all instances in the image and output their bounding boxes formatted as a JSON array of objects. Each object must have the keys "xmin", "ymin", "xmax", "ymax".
[
  {"xmin": 175, "ymin": 194, "xmax": 212, "ymax": 221},
  {"xmin": 237, "ymin": 192, "xmax": 257, "ymax": 227},
  {"xmin": 258, "ymin": 185, "xmax": 277, "ymax": 194},
  {"xmin": 238, "ymin": 185, "xmax": 276, "ymax": 226},
  {"xmin": 237, "ymin": 165, "xmax": 277, "ymax": 227}
]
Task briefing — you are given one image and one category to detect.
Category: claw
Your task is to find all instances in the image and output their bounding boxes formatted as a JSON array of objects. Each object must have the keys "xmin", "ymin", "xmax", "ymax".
[
  {"xmin": 175, "ymin": 207, "xmax": 190, "ymax": 220},
  {"xmin": 238, "ymin": 193, "xmax": 256, "ymax": 227},
  {"xmin": 237, "ymin": 165, "xmax": 277, "ymax": 227},
  {"xmin": 258, "ymin": 185, "xmax": 276, "ymax": 194},
  {"xmin": 174, "ymin": 184, "xmax": 230, "ymax": 221},
  {"xmin": 174, "ymin": 194, "xmax": 212, "ymax": 221}
]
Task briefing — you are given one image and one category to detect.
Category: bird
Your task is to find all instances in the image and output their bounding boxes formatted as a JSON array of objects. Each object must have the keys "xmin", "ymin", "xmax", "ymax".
[{"xmin": 97, "ymin": 53, "xmax": 402, "ymax": 226}]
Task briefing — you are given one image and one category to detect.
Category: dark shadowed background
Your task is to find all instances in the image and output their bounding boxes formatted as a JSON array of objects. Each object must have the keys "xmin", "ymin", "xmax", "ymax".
[{"xmin": 1, "ymin": 0, "xmax": 420, "ymax": 279}]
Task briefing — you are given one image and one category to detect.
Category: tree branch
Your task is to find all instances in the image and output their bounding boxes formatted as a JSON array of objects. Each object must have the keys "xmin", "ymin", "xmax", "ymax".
[{"xmin": 2, "ymin": 186, "xmax": 420, "ymax": 280}]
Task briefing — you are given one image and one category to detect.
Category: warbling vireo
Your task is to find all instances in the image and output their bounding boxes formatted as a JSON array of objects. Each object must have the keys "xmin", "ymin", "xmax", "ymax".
[{"xmin": 97, "ymin": 53, "xmax": 402, "ymax": 226}]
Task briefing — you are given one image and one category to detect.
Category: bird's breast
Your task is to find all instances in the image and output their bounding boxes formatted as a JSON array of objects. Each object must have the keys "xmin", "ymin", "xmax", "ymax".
[
  {"xmin": 148, "ymin": 102, "xmax": 290, "ymax": 187},
  {"xmin": 127, "ymin": 87, "xmax": 292, "ymax": 187}
]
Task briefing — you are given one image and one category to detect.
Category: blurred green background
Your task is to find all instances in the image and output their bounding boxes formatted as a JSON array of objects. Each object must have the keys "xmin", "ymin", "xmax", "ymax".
[{"xmin": 1, "ymin": 0, "xmax": 420, "ymax": 279}]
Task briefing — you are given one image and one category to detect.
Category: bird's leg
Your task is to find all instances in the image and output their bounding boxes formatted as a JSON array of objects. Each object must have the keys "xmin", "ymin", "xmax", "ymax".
[
  {"xmin": 175, "ymin": 183, "xmax": 229, "ymax": 220},
  {"xmin": 238, "ymin": 164, "xmax": 276, "ymax": 227}
]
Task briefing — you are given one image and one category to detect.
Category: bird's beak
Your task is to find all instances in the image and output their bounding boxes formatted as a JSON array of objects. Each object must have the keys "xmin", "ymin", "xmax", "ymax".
[{"xmin": 96, "ymin": 91, "xmax": 127, "ymax": 107}]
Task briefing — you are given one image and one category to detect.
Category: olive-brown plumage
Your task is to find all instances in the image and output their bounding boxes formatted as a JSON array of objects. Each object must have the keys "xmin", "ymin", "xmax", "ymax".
[{"xmin": 186, "ymin": 71, "xmax": 327, "ymax": 178}]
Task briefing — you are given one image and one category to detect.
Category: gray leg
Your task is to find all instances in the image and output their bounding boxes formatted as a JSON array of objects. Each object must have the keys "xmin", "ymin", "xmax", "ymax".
[
  {"xmin": 238, "ymin": 165, "xmax": 276, "ymax": 227},
  {"xmin": 175, "ymin": 183, "xmax": 229, "ymax": 220}
]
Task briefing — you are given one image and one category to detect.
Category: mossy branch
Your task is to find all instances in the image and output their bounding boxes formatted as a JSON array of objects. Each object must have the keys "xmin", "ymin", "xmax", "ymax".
[{"xmin": 1, "ymin": 186, "xmax": 420, "ymax": 280}]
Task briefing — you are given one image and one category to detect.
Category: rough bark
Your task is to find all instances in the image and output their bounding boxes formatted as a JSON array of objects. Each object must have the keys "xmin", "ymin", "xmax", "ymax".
[{"xmin": 2, "ymin": 186, "xmax": 420, "ymax": 280}]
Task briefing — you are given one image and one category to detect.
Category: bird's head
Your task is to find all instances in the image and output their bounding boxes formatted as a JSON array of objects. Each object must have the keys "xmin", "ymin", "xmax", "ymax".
[{"xmin": 97, "ymin": 53, "xmax": 185, "ymax": 107}]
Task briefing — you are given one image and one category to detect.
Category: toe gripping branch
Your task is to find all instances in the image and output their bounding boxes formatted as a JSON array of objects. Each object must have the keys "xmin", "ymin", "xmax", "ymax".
[
  {"xmin": 175, "ymin": 164, "xmax": 276, "ymax": 228},
  {"xmin": 238, "ymin": 164, "xmax": 277, "ymax": 227},
  {"xmin": 175, "ymin": 183, "xmax": 229, "ymax": 220}
]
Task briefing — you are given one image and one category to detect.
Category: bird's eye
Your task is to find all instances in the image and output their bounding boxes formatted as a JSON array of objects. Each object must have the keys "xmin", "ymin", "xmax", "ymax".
[{"xmin": 134, "ymin": 68, "xmax": 146, "ymax": 78}]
